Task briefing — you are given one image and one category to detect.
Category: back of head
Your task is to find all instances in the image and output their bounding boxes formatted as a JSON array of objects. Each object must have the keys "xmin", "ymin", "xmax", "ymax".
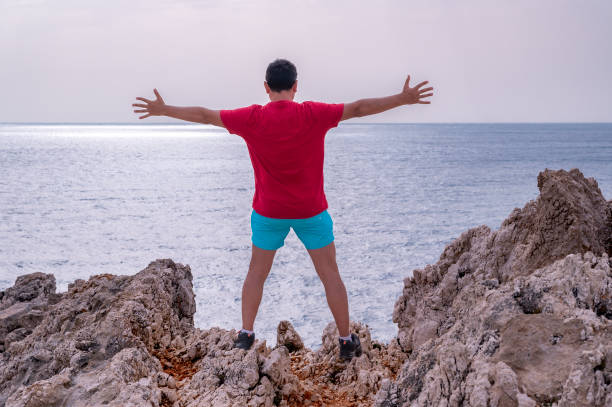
[{"xmin": 265, "ymin": 59, "xmax": 297, "ymax": 92}]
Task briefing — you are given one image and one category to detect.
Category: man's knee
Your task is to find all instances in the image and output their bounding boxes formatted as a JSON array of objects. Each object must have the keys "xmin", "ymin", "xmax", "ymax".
[
  {"xmin": 313, "ymin": 253, "xmax": 338, "ymax": 272},
  {"xmin": 315, "ymin": 262, "xmax": 341, "ymax": 284},
  {"xmin": 248, "ymin": 264, "xmax": 271, "ymax": 278}
]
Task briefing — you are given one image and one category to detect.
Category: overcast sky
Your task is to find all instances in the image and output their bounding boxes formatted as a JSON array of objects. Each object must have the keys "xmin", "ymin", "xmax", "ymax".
[{"xmin": 1, "ymin": 0, "xmax": 611, "ymax": 123}]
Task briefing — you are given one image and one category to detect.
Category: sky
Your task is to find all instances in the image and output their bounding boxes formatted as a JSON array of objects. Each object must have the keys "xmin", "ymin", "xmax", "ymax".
[{"xmin": 1, "ymin": 0, "xmax": 611, "ymax": 123}]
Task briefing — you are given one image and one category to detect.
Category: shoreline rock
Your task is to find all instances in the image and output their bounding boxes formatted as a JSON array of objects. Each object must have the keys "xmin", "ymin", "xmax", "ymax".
[
  {"xmin": 1, "ymin": 168, "xmax": 611, "ymax": 406},
  {"xmin": 384, "ymin": 168, "xmax": 611, "ymax": 406}
]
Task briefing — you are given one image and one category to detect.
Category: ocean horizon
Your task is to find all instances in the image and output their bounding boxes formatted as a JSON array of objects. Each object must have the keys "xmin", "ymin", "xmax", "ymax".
[{"xmin": 2, "ymin": 121, "xmax": 612, "ymax": 125}]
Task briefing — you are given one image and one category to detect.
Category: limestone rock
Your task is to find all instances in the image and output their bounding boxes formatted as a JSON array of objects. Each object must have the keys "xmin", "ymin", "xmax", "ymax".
[
  {"xmin": 0, "ymin": 273, "xmax": 58, "ymax": 354},
  {"xmin": 0, "ymin": 264, "xmax": 402, "ymax": 406},
  {"xmin": 0, "ymin": 259, "xmax": 193, "ymax": 407},
  {"xmin": 0, "ymin": 272, "xmax": 57, "ymax": 308},
  {"xmin": 276, "ymin": 320, "xmax": 304, "ymax": 352},
  {"xmin": 383, "ymin": 169, "xmax": 612, "ymax": 406}
]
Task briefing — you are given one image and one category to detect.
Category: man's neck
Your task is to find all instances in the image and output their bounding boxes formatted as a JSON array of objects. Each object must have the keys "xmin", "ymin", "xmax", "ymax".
[{"xmin": 268, "ymin": 92, "xmax": 295, "ymax": 102}]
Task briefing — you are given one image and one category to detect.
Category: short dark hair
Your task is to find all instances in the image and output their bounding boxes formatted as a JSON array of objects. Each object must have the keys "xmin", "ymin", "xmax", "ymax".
[{"xmin": 265, "ymin": 59, "xmax": 297, "ymax": 92}]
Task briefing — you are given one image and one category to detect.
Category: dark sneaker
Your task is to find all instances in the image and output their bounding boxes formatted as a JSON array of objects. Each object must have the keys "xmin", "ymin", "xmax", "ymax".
[
  {"xmin": 233, "ymin": 331, "xmax": 255, "ymax": 350},
  {"xmin": 339, "ymin": 333, "xmax": 362, "ymax": 361}
]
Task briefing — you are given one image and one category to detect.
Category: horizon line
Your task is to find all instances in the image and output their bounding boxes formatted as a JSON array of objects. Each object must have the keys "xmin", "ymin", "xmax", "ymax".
[{"xmin": 1, "ymin": 121, "xmax": 612, "ymax": 125}]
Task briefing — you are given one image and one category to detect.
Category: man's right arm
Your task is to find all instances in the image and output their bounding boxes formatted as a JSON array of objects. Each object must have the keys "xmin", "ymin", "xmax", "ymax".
[
  {"xmin": 340, "ymin": 75, "xmax": 433, "ymax": 121},
  {"xmin": 132, "ymin": 88, "xmax": 225, "ymax": 127},
  {"xmin": 162, "ymin": 105, "xmax": 224, "ymax": 127}
]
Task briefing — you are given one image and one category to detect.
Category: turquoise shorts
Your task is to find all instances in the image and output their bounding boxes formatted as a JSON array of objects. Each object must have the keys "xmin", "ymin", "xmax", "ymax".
[{"xmin": 250, "ymin": 209, "xmax": 334, "ymax": 250}]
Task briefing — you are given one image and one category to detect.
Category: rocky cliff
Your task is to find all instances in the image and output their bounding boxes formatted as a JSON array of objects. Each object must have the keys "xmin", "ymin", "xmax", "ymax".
[{"xmin": 1, "ymin": 168, "xmax": 610, "ymax": 407}]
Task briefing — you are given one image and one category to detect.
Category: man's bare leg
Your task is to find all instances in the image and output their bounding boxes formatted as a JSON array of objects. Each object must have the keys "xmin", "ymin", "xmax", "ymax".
[
  {"xmin": 241, "ymin": 245, "xmax": 276, "ymax": 331},
  {"xmin": 307, "ymin": 241, "xmax": 350, "ymax": 337}
]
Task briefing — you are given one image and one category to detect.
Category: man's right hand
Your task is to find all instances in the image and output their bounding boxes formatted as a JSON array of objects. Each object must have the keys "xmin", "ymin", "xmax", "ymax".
[
  {"xmin": 400, "ymin": 75, "xmax": 434, "ymax": 105},
  {"xmin": 132, "ymin": 88, "xmax": 167, "ymax": 119}
]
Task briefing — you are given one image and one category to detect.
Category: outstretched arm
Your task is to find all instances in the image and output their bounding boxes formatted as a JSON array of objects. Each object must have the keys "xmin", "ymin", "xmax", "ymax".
[
  {"xmin": 132, "ymin": 89, "xmax": 225, "ymax": 127},
  {"xmin": 340, "ymin": 75, "xmax": 433, "ymax": 121}
]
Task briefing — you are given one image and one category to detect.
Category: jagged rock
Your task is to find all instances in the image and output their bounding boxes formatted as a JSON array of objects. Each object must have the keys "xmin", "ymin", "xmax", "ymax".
[
  {"xmin": 0, "ymin": 273, "xmax": 58, "ymax": 354},
  {"xmin": 287, "ymin": 320, "xmax": 407, "ymax": 406},
  {"xmin": 0, "ymin": 273, "xmax": 56, "ymax": 309},
  {"xmin": 0, "ymin": 273, "xmax": 403, "ymax": 407},
  {"xmin": 175, "ymin": 319, "xmax": 404, "ymax": 406},
  {"xmin": 276, "ymin": 320, "xmax": 304, "ymax": 352},
  {"xmin": 384, "ymin": 169, "xmax": 612, "ymax": 406},
  {"xmin": 175, "ymin": 327, "xmax": 296, "ymax": 407},
  {"xmin": 0, "ymin": 259, "xmax": 194, "ymax": 407}
]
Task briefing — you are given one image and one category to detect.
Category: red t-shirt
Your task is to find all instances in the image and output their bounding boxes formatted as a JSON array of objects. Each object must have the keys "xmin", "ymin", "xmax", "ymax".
[{"xmin": 220, "ymin": 100, "xmax": 344, "ymax": 218}]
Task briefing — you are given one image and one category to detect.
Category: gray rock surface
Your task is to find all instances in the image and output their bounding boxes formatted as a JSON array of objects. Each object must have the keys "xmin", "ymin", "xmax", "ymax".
[
  {"xmin": 383, "ymin": 168, "xmax": 612, "ymax": 406},
  {"xmin": 0, "ymin": 259, "xmax": 195, "ymax": 407},
  {"xmin": 0, "ymin": 168, "xmax": 610, "ymax": 406}
]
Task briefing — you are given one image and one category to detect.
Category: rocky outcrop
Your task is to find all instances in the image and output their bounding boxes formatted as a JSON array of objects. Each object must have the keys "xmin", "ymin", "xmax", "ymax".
[
  {"xmin": 0, "ymin": 259, "xmax": 196, "ymax": 406},
  {"xmin": 385, "ymin": 168, "xmax": 612, "ymax": 406},
  {"xmin": 0, "ymin": 259, "xmax": 403, "ymax": 406},
  {"xmin": 0, "ymin": 168, "xmax": 610, "ymax": 406}
]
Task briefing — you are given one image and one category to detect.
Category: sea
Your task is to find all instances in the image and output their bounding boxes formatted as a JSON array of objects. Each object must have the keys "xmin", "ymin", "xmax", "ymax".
[{"xmin": 1, "ymin": 123, "xmax": 611, "ymax": 349}]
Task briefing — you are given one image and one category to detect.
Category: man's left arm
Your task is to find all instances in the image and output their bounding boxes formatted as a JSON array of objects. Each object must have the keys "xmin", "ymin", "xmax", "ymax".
[
  {"xmin": 132, "ymin": 89, "xmax": 225, "ymax": 127},
  {"xmin": 340, "ymin": 75, "xmax": 433, "ymax": 121}
]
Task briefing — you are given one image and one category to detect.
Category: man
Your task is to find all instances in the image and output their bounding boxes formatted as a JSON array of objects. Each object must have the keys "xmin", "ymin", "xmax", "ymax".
[{"xmin": 132, "ymin": 59, "xmax": 433, "ymax": 360}]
